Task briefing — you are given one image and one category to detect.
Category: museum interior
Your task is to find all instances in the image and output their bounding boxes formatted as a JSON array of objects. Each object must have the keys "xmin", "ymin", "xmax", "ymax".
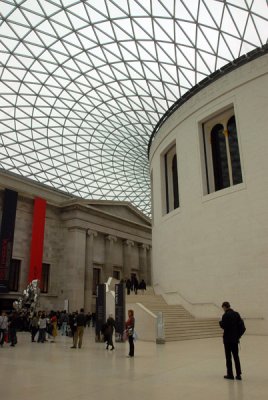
[{"xmin": 0, "ymin": 1, "xmax": 268, "ymax": 399}]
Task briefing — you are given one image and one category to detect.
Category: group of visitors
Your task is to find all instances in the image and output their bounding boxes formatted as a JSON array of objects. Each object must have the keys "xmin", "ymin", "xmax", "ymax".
[
  {"xmin": 28, "ymin": 310, "xmax": 58, "ymax": 343},
  {"xmin": 100, "ymin": 309, "xmax": 136, "ymax": 357},
  {"xmin": 1, "ymin": 300, "xmax": 245, "ymax": 378},
  {"xmin": 125, "ymin": 276, "xmax": 146, "ymax": 295},
  {"xmin": 1, "ymin": 306, "xmax": 136, "ymax": 358},
  {"xmin": 0, "ymin": 308, "xmax": 96, "ymax": 348}
]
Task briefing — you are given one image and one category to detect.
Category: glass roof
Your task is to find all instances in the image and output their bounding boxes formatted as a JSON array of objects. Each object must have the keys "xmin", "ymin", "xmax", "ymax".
[{"xmin": 0, "ymin": 0, "xmax": 267, "ymax": 216}]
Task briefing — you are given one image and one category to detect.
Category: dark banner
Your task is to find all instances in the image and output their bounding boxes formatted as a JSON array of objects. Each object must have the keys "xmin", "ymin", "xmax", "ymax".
[
  {"xmin": 0, "ymin": 189, "xmax": 18, "ymax": 293},
  {"xmin": 115, "ymin": 282, "xmax": 125, "ymax": 342},
  {"xmin": 28, "ymin": 198, "xmax": 46, "ymax": 283},
  {"xmin": 95, "ymin": 283, "xmax": 106, "ymax": 341}
]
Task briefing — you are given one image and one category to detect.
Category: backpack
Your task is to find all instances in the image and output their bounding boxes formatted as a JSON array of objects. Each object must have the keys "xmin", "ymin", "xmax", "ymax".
[{"xmin": 237, "ymin": 317, "xmax": 246, "ymax": 338}]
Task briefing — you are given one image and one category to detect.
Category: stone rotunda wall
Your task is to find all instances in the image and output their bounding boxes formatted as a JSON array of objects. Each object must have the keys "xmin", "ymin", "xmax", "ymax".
[{"xmin": 149, "ymin": 53, "xmax": 268, "ymax": 333}]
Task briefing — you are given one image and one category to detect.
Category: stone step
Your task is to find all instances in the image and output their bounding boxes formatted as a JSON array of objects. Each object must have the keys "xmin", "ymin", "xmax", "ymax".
[
  {"xmin": 165, "ymin": 330, "xmax": 222, "ymax": 336},
  {"xmin": 164, "ymin": 319, "xmax": 222, "ymax": 341},
  {"xmin": 126, "ymin": 295, "xmax": 166, "ymax": 301},
  {"xmin": 165, "ymin": 326, "xmax": 221, "ymax": 332},
  {"xmin": 126, "ymin": 292, "xmax": 222, "ymax": 342},
  {"xmin": 165, "ymin": 319, "xmax": 220, "ymax": 325},
  {"xmin": 165, "ymin": 334, "xmax": 222, "ymax": 342}
]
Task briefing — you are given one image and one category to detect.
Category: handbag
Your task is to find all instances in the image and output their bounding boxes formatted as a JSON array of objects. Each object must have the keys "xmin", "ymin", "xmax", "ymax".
[
  {"xmin": 133, "ymin": 330, "xmax": 138, "ymax": 341},
  {"xmin": 122, "ymin": 330, "xmax": 128, "ymax": 341}
]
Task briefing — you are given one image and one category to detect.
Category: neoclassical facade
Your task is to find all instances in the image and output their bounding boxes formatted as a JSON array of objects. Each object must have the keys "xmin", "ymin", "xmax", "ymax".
[
  {"xmin": 149, "ymin": 48, "xmax": 268, "ymax": 332},
  {"xmin": 0, "ymin": 170, "xmax": 151, "ymax": 312}
]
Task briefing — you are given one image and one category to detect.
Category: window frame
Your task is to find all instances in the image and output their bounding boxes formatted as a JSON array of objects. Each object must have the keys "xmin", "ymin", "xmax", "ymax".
[
  {"xmin": 92, "ymin": 266, "xmax": 101, "ymax": 295},
  {"xmin": 40, "ymin": 263, "xmax": 50, "ymax": 293},
  {"xmin": 201, "ymin": 107, "xmax": 243, "ymax": 195},
  {"xmin": 162, "ymin": 143, "xmax": 180, "ymax": 215},
  {"xmin": 8, "ymin": 258, "xmax": 21, "ymax": 292},
  {"xmin": 112, "ymin": 269, "xmax": 120, "ymax": 280}
]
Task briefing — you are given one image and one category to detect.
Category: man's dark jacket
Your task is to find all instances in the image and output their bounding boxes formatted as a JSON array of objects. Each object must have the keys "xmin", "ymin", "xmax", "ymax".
[
  {"xmin": 76, "ymin": 312, "xmax": 86, "ymax": 327},
  {"xmin": 219, "ymin": 308, "xmax": 241, "ymax": 343}
]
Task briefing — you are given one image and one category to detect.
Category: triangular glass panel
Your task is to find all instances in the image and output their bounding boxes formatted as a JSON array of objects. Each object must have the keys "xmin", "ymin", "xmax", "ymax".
[
  {"xmin": 154, "ymin": 17, "xmax": 174, "ymax": 42},
  {"xmin": 175, "ymin": 1, "xmax": 195, "ymax": 21},
  {"xmin": 243, "ymin": 16, "xmax": 262, "ymax": 47}
]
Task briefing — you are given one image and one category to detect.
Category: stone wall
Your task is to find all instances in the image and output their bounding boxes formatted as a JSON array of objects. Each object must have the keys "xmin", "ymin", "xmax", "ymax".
[
  {"xmin": 149, "ymin": 53, "xmax": 268, "ymax": 328},
  {"xmin": 0, "ymin": 172, "xmax": 152, "ymax": 312}
]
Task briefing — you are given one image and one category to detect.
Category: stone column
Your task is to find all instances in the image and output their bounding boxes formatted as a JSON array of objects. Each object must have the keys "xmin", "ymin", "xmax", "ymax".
[
  {"xmin": 19, "ymin": 257, "xmax": 30, "ymax": 294},
  {"xmin": 64, "ymin": 227, "xmax": 86, "ymax": 311},
  {"xmin": 84, "ymin": 229, "xmax": 98, "ymax": 312},
  {"xmin": 123, "ymin": 240, "xmax": 134, "ymax": 279},
  {"xmin": 104, "ymin": 235, "xmax": 117, "ymax": 282},
  {"xmin": 139, "ymin": 243, "xmax": 149, "ymax": 282},
  {"xmin": 147, "ymin": 246, "xmax": 152, "ymax": 285}
]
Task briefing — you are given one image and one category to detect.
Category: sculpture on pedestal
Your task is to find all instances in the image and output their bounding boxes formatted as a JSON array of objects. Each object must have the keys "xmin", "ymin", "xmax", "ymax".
[{"xmin": 13, "ymin": 279, "xmax": 40, "ymax": 313}]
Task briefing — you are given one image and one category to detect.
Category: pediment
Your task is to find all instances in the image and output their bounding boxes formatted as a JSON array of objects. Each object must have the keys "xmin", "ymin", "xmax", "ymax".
[{"xmin": 86, "ymin": 200, "xmax": 151, "ymax": 226}]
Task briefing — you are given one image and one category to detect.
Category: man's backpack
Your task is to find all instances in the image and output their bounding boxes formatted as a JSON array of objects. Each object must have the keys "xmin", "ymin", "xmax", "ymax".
[{"xmin": 237, "ymin": 317, "xmax": 246, "ymax": 338}]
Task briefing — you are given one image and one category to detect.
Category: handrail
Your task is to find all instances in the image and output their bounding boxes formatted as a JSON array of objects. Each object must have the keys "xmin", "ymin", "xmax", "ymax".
[{"xmin": 162, "ymin": 289, "xmax": 221, "ymax": 310}]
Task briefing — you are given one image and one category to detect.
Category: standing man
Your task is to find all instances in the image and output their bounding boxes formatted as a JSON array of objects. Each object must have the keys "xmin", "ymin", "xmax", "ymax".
[
  {"xmin": 219, "ymin": 301, "xmax": 243, "ymax": 380},
  {"xmin": 71, "ymin": 308, "xmax": 86, "ymax": 349}
]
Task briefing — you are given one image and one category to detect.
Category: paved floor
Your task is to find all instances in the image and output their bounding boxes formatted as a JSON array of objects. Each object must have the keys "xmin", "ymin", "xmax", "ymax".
[{"xmin": 0, "ymin": 329, "xmax": 267, "ymax": 400}]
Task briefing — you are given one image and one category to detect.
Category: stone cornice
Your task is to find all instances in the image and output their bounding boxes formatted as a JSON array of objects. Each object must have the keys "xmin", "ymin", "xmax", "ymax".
[
  {"xmin": 67, "ymin": 226, "xmax": 87, "ymax": 232},
  {"xmin": 0, "ymin": 169, "xmax": 75, "ymax": 206},
  {"xmin": 0, "ymin": 170, "xmax": 152, "ymax": 228},
  {"xmin": 61, "ymin": 203, "xmax": 151, "ymax": 232},
  {"xmin": 64, "ymin": 218, "xmax": 151, "ymax": 245},
  {"xmin": 148, "ymin": 44, "xmax": 268, "ymax": 158}
]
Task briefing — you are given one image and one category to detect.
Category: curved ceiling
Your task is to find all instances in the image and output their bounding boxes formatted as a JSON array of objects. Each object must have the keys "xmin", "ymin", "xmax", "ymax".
[{"xmin": 0, "ymin": 0, "xmax": 267, "ymax": 215}]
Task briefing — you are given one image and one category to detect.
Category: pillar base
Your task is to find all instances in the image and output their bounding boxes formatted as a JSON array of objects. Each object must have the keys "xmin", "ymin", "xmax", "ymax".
[{"xmin": 156, "ymin": 338, "xmax": 166, "ymax": 344}]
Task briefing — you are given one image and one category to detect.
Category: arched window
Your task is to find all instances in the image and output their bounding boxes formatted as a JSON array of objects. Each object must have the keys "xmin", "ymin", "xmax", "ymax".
[
  {"xmin": 227, "ymin": 116, "xmax": 242, "ymax": 185},
  {"xmin": 172, "ymin": 154, "xmax": 179, "ymax": 209},
  {"xmin": 202, "ymin": 108, "xmax": 243, "ymax": 194},
  {"xmin": 163, "ymin": 145, "xmax": 179, "ymax": 214},
  {"xmin": 211, "ymin": 124, "xmax": 230, "ymax": 191}
]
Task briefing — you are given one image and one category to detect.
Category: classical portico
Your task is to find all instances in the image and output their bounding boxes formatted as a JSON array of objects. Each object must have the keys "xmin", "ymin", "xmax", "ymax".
[
  {"xmin": 60, "ymin": 200, "xmax": 152, "ymax": 311},
  {"xmin": 0, "ymin": 172, "xmax": 152, "ymax": 312}
]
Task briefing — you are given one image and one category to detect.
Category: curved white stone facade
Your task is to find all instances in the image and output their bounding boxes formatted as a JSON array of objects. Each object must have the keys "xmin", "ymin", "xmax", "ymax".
[{"xmin": 149, "ymin": 53, "xmax": 268, "ymax": 329}]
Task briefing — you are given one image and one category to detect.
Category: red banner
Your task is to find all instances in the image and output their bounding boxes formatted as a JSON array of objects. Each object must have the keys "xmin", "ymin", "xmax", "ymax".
[{"xmin": 28, "ymin": 198, "xmax": 46, "ymax": 283}]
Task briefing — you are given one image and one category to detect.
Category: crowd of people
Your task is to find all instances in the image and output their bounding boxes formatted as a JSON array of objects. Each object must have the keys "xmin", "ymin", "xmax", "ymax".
[
  {"xmin": 0, "ymin": 306, "xmax": 137, "ymax": 358},
  {"xmin": 0, "ymin": 309, "xmax": 96, "ymax": 348},
  {"xmin": 1, "ymin": 298, "xmax": 245, "ymax": 378},
  {"xmin": 125, "ymin": 276, "xmax": 146, "ymax": 295},
  {"xmin": 0, "ymin": 277, "xmax": 145, "ymax": 349}
]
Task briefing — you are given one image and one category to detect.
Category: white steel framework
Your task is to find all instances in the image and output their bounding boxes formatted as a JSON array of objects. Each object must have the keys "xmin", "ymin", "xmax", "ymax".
[{"xmin": 0, "ymin": 0, "xmax": 267, "ymax": 215}]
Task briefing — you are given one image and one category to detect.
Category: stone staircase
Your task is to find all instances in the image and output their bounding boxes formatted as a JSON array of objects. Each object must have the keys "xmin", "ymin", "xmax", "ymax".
[{"xmin": 126, "ymin": 289, "xmax": 222, "ymax": 341}]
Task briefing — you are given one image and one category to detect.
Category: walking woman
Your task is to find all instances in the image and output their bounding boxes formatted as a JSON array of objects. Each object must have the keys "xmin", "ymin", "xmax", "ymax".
[{"xmin": 125, "ymin": 309, "xmax": 135, "ymax": 358}]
